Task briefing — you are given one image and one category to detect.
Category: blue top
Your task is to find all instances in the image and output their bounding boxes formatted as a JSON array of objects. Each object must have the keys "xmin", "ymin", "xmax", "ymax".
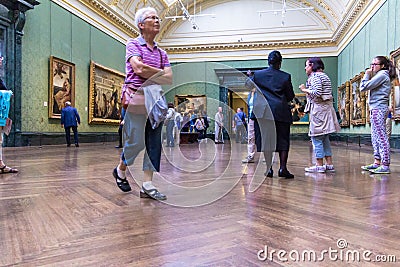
[
  {"xmin": 0, "ymin": 90, "xmax": 12, "ymax": 126},
  {"xmin": 360, "ymin": 70, "xmax": 391, "ymax": 110},
  {"xmin": 234, "ymin": 110, "xmax": 246, "ymax": 125},
  {"xmin": 61, "ymin": 106, "xmax": 80, "ymax": 127},
  {"xmin": 247, "ymin": 91, "xmax": 257, "ymax": 119}
]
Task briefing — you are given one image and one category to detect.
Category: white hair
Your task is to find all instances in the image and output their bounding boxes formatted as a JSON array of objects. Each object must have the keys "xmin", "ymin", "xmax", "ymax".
[{"xmin": 134, "ymin": 7, "xmax": 157, "ymax": 29}]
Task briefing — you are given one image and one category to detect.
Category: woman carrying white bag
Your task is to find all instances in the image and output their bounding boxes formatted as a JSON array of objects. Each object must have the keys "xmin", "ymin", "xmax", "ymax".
[{"xmin": 112, "ymin": 7, "xmax": 172, "ymax": 201}]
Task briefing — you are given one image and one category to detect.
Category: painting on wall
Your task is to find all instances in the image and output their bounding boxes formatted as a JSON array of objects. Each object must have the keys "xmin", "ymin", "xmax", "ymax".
[
  {"xmin": 337, "ymin": 81, "xmax": 350, "ymax": 127},
  {"xmin": 290, "ymin": 93, "xmax": 308, "ymax": 124},
  {"xmin": 88, "ymin": 61, "xmax": 125, "ymax": 125},
  {"xmin": 390, "ymin": 47, "xmax": 400, "ymax": 120},
  {"xmin": 350, "ymin": 72, "xmax": 366, "ymax": 126},
  {"xmin": 174, "ymin": 94, "xmax": 207, "ymax": 116},
  {"xmin": 49, "ymin": 56, "xmax": 75, "ymax": 119}
]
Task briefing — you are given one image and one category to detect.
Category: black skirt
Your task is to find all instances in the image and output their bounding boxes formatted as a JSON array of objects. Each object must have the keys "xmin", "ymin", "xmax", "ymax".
[{"xmin": 255, "ymin": 119, "xmax": 290, "ymax": 152}]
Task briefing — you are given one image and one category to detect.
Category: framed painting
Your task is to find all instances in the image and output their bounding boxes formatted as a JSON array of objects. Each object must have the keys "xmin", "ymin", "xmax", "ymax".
[
  {"xmin": 49, "ymin": 56, "xmax": 75, "ymax": 119},
  {"xmin": 337, "ymin": 81, "xmax": 350, "ymax": 127},
  {"xmin": 350, "ymin": 72, "xmax": 366, "ymax": 126},
  {"xmin": 88, "ymin": 61, "xmax": 125, "ymax": 125},
  {"xmin": 290, "ymin": 93, "xmax": 308, "ymax": 124},
  {"xmin": 390, "ymin": 47, "xmax": 400, "ymax": 120},
  {"xmin": 174, "ymin": 94, "xmax": 207, "ymax": 116}
]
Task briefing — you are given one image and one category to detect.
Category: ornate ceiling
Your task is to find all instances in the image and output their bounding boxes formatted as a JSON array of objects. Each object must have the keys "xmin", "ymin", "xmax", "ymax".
[{"xmin": 53, "ymin": 0, "xmax": 385, "ymax": 61}]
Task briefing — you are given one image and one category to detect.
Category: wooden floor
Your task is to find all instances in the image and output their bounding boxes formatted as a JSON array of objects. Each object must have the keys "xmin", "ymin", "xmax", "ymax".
[{"xmin": 1, "ymin": 139, "xmax": 400, "ymax": 266}]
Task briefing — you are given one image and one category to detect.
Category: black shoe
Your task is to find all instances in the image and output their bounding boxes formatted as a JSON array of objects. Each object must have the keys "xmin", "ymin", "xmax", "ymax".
[
  {"xmin": 67, "ymin": 144, "xmax": 71, "ymax": 147},
  {"xmin": 75, "ymin": 143, "xmax": 79, "ymax": 147},
  {"xmin": 141, "ymin": 186, "xmax": 167, "ymax": 200},
  {"xmin": 113, "ymin": 167, "xmax": 132, "ymax": 192},
  {"xmin": 265, "ymin": 168, "xmax": 273, "ymax": 178},
  {"xmin": 115, "ymin": 145, "xmax": 123, "ymax": 148},
  {"xmin": 278, "ymin": 169, "xmax": 294, "ymax": 179}
]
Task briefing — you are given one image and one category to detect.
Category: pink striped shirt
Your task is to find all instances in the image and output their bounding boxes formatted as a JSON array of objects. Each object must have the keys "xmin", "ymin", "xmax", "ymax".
[{"xmin": 125, "ymin": 36, "xmax": 170, "ymax": 87}]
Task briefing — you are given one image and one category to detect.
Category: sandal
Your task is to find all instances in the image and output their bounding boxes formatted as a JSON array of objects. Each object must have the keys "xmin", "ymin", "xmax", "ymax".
[
  {"xmin": 113, "ymin": 168, "xmax": 131, "ymax": 192},
  {"xmin": 0, "ymin": 165, "xmax": 18, "ymax": 174},
  {"xmin": 141, "ymin": 186, "xmax": 167, "ymax": 201}
]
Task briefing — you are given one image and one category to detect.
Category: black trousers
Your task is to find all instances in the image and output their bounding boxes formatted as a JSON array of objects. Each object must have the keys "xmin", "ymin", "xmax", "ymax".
[{"xmin": 65, "ymin": 126, "xmax": 78, "ymax": 145}]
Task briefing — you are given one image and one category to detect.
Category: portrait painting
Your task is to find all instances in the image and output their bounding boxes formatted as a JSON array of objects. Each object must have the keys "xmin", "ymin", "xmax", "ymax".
[
  {"xmin": 290, "ymin": 93, "xmax": 308, "ymax": 124},
  {"xmin": 88, "ymin": 61, "xmax": 125, "ymax": 125},
  {"xmin": 174, "ymin": 95, "xmax": 207, "ymax": 116},
  {"xmin": 337, "ymin": 81, "xmax": 350, "ymax": 127},
  {"xmin": 390, "ymin": 47, "xmax": 400, "ymax": 120},
  {"xmin": 350, "ymin": 72, "xmax": 366, "ymax": 126},
  {"xmin": 49, "ymin": 56, "xmax": 75, "ymax": 119}
]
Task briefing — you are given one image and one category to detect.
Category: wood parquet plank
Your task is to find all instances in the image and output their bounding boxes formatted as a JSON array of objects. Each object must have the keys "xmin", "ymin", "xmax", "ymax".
[{"xmin": 0, "ymin": 141, "xmax": 400, "ymax": 266}]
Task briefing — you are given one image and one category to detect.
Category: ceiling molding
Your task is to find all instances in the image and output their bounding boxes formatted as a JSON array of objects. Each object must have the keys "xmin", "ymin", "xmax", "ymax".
[
  {"xmin": 164, "ymin": 39, "xmax": 334, "ymax": 53},
  {"xmin": 52, "ymin": 0, "xmax": 386, "ymax": 62},
  {"xmin": 51, "ymin": 0, "xmax": 139, "ymax": 43}
]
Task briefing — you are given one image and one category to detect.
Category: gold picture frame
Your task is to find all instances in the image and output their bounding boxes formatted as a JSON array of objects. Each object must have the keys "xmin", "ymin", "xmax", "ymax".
[
  {"xmin": 350, "ymin": 72, "xmax": 366, "ymax": 126},
  {"xmin": 390, "ymin": 47, "xmax": 400, "ymax": 120},
  {"xmin": 49, "ymin": 56, "xmax": 75, "ymax": 119},
  {"xmin": 337, "ymin": 81, "xmax": 350, "ymax": 127},
  {"xmin": 88, "ymin": 61, "xmax": 125, "ymax": 125},
  {"xmin": 290, "ymin": 93, "xmax": 309, "ymax": 124}
]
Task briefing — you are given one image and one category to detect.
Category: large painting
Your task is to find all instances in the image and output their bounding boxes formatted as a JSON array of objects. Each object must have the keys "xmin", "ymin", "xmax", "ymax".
[
  {"xmin": 390, "ymin": 47, "xmax": 400, "ymax": 120},
  {"xmin": 290, "ymin": 93, "xmax": 308, "ymax": 124},
  {"xmin": 88, "ymin": 61, "xmax": 125, "ymax": 125},
  {"xmin": 337, "ymin": 81, "xmax": 350, "ymax": 127},
  {"xmin": 350, "ymin": 72, "xmax": 366, "ymax": 126},
  {"xmin": 49, "ymin": 56, "xmax": 75, "ymax": 119},
  {"xmin": 174, "ymin": 94, "xmax": 207, "ymax": 116}
]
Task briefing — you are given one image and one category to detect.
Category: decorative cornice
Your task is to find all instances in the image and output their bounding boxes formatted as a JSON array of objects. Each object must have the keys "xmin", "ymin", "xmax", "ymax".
[
  {"xmin": 54, "ymin": 0, "xmax": 381, "ymax": 58},
  {"xmin": 164, "ymin": 39, "xmax": 334, "ymax": 54},
  {"xmin": 78, "ymin": 0, "xmax": 139, "ymax": 38},
  {"xmin": 332, "ymin": 0, "xmax": 367, "ymax": 42},
  {"xmin": 314, "ymin": 0, "xmax": 340, "ymax": 24}
]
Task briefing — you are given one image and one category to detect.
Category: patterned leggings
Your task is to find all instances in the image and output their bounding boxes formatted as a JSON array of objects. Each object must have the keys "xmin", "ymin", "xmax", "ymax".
[{"xmin": 371, "ymin": 108, "xmax": 390, "ymax": 166}]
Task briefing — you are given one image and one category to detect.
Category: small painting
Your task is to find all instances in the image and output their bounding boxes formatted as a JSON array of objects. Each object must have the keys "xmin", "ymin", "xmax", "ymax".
[
  {"xmin": 390, "ymin": 47, "xmax": 400, "ymax": 120},
  {"xmin": 337, "ymin": 81, "xmax": 350, "ymax": 127},
  {"xmin": 49, "ymin": 56, "xmax": 75, "ymax": 119},
  {"xmin": 350, "ymin": 72, "xmax": 366, "ymax": 126},
  {"xmin": 290, "ymin": 93, "xmax": 309, "ymax": 124}
]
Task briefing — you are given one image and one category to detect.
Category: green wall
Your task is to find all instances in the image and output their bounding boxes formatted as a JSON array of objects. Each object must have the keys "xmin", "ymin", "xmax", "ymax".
[
  {"xmin": 22, "ymin": 0, "xmax": 125, "ymax": 133},
  {"xmin": 338, "ymin": 0, "xmax": 400, "ymax": 135},
  {"xmin": 20, "ymin": 0, "xmax": 397, "ymax": 138}
]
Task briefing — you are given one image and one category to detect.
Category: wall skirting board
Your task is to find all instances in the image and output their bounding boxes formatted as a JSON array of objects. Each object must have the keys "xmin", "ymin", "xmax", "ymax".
[
  {"xmin": 292, "ymin": 133, "xmax": 400, "ymax": 149},
  {"xmin": 13, "ymin": 132, "xmax": 119, "ymax": 147}
]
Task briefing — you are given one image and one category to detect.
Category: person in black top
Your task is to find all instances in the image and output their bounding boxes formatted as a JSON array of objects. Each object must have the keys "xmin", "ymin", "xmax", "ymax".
[{"xmin": 250, "ymin": 50, "xmax": 295, "ymax": 179}]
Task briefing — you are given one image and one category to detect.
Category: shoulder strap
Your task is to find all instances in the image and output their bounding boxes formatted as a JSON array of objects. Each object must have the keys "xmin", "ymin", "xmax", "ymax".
[{"xmin": 158, "ymin": 48, "xmax": 164, "ymax": 69}]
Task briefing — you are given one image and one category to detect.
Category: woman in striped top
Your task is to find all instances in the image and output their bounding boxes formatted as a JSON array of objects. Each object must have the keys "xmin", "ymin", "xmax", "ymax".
[{"xmin": 299, "ymin": 57, "xmax": 340, "ymax": 173}]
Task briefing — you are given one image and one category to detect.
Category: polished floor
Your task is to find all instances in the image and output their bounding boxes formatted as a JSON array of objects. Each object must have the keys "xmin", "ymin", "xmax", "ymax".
[{"xmin": 0, "ymin": 139, "xmax": 399, "ymax": 266}]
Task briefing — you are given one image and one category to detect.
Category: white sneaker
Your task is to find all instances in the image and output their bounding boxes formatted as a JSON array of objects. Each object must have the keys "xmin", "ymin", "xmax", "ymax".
[{"xmin": 305, "ymin": 165, "xmax": 326, "ymax": 173}]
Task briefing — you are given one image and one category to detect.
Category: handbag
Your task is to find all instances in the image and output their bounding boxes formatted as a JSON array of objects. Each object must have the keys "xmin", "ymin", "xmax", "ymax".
[{"xmin": 121, "ymin": 84, "xmax": 146, "ymax": 114}]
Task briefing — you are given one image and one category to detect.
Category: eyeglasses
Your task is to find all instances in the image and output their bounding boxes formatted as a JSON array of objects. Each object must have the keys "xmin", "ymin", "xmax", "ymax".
[
  {"xmin": 143, "ymin": 16, "xmax": 161, "ymax": 22},
  {"xmin": 370, "ymin": 63, "xmax": 382, "ymax": 66}
]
